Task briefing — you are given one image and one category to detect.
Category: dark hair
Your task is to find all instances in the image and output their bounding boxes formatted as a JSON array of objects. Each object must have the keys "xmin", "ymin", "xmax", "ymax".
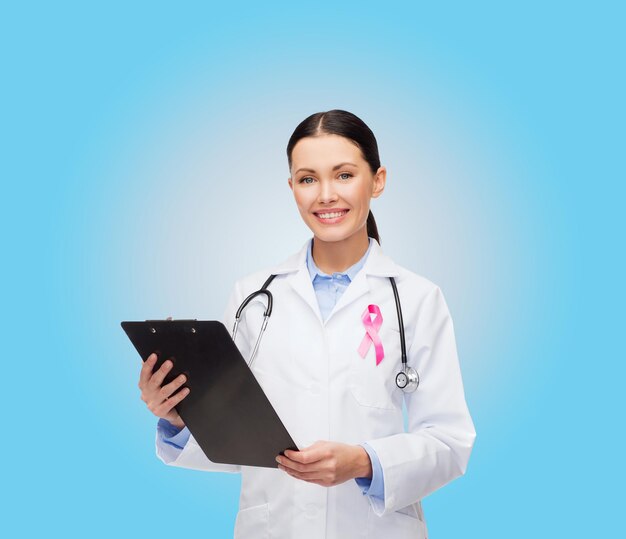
[{"xmin": 286, "ymin": 109, "xmax": 382, "ymax": 244}]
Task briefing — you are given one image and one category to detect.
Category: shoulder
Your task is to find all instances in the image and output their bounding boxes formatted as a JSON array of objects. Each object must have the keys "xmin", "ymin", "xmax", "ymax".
[
  {"xmin": 229, "ymin": 241, "xmax": 306, "ymax": 296},
  {"xmin": 381, "ymin": 256, "xmax": 451, "ymax": 319},
  {"xmin": 234, "ymin": 265, "xmax": 281, "ymax": 292},
  {"xmin": 365, "ymin": 238, "xmax": 442, "ymax": 304},
  {"xmin": 394, "ymin": 262, "xmax": 437, "ymax": 291},
  {"xmin": 386, "ymin": 256, "xmax": 441, "ymax": 299}
]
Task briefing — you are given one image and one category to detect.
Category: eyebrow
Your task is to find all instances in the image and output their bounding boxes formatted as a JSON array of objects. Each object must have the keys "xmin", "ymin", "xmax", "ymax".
[{"xmin": 294, "ymin": 162, "xmax": 358, "ymax": 175}]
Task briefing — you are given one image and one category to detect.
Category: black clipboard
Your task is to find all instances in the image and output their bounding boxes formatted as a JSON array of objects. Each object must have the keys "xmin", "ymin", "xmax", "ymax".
[{"xmin": 121, "ymin": 319, "xmax": 298, "ymax": 468}]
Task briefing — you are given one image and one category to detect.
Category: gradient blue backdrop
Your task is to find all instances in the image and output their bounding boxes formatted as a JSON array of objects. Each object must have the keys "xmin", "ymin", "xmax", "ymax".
[{"xmin": 2, "ymin": 1, "xmax": 624, "ymax": 537}]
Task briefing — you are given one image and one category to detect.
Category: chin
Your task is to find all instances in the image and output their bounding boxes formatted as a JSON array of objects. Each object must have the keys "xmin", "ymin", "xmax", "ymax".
[{"xmin": 310, "ymin": 227, "xmax": 356, "ymax": 244}]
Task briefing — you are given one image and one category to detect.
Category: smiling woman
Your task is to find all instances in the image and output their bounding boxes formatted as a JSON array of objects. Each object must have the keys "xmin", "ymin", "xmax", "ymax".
[
  {"xmin": 137, "ymin": 109, "xmax": 476, "ymax": 539},
  {"xmin": 287, "ymin": 122, "xmax": 385, "ymax": 273},
  {"xmin": 289, "ymin": 140, "xmax": 383, "ymax": 237}
]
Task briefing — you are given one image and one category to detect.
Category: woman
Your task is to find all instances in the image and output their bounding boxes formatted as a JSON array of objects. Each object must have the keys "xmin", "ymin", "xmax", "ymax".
[{"xmin": 138, "ymin": 109, "xmax": 476, "ymax": 538}]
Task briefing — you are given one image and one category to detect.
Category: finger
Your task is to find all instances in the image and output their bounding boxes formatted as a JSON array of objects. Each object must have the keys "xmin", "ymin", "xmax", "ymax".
[
  {"xmin": 277, "ymin": 455, "xmax": 320, "ymax": 473},
  {"xmin": 278, "ymin": 464, "xmax": 306, "ymax": 478},
  {"xmin": 139, "ymin": 353, "xmax": 158, "ymax": 388},
  {"xmin": 155, "ymin": 387, "xmax": 190, "ymax": 415},
  {"xmin": 278, "ymin": 465, "xmax": 325, "ymax": 481},
  {"xmin": 278, "ymin": 464, "xmax": 316, "ymax": 478},
  {"xmin": 149, "ymin": 358, "xmax": 174, "ymax": 388},
  {"xmin": 283, "ymin": 447, "xmax": 325, "ymax": 465},
  {"xmin": 159, "ymin": 373, "xmax": 187, "ymax": 400},
  {"xmin": 277, "ymin": 457, "xmax": 306, "ymax": 473}
]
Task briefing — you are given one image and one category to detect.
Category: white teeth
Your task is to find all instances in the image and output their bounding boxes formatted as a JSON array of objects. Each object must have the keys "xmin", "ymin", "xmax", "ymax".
[{"xmin": 317, "ymin": 211, "xmax": 347, "ymax": 219}]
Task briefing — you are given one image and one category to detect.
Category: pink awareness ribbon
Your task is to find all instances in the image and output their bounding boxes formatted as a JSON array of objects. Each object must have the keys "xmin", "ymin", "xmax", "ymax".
[{"xmin": 357, "ymin": 304, "xmax": 385, "ymax": 366}]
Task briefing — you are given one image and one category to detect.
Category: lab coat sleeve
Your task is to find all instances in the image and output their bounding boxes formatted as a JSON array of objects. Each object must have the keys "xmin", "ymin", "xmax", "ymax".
[
  {"xmin": 155, "ymin": 418, "xmax": 190, "ymax": 463},
  {"xmin": 155, "ymin": 279, "xmax": 252, "ymax": 473},
  {"xmin": 364, "ymin": 285, "xmax": 476, "ymax": 516},
  {"xmin": 354, "ymin": 442, "xmax": 385, "ymax": 500}
]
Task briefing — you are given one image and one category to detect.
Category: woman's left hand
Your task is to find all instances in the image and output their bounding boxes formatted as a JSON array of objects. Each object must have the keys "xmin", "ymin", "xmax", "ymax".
[{"xmin": 276, "ymin": 441, "xmax": 372, "ymax": 487}]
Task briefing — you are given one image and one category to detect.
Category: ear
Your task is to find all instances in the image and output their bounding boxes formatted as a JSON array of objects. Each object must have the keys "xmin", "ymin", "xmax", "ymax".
[
  {"xmin": 371, "ymin": 166, "xmax": 386, "ymax": 199},
  {"xmin": 288, "ymin": 177, "xmax": 293, "ymax": 192}
]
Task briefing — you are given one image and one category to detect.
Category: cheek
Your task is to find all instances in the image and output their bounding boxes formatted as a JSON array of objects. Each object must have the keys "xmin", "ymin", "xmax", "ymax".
[
  {"xmin": 343, "ymin": 181, "xmax": 371, "ymax": 206},
  {"xmin": 347, "ymin": 191, "xmax": 371, "ymax": 214},
  {"xmin": 294, "ymin": 190, "xmax": 315, "ymax": 210}
]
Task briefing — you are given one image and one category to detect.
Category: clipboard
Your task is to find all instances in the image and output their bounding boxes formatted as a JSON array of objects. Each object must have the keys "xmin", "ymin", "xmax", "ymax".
[{"xmin": 121, "ymin": 319, "xmax": 298, "ymax": 468}]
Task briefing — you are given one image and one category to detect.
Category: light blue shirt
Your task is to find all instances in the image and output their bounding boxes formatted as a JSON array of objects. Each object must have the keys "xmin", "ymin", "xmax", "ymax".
[{"xmin": 156, "ymin": 236, "xmax": 385, "ymax": 501}]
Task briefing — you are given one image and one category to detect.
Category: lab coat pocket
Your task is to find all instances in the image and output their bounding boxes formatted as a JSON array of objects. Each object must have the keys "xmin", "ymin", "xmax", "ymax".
[
  {"xmin": 367, "ymin": 504, "xmax": 427, "ymax": 538},
  {"xmin": 349, "ymin": 327, "xmax": 402, "ymax": 411},
  {"xmin": 233, "ymin": 502, "xmax": 269, "ymax": 539}
]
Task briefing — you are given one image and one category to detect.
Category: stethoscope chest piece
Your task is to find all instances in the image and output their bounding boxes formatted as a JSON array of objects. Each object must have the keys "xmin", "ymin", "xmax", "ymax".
[{"xmin": 396, "ymin": 366, "xmax": 419, "ymax": 393}]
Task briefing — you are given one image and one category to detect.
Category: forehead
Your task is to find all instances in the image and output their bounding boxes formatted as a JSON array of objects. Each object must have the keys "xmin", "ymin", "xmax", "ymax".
[{"xmin": 291, "ymin": 135, "xmax": 364, "ymax": 171}]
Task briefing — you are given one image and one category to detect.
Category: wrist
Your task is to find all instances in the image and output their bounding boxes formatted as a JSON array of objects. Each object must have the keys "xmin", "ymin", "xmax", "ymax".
[
  {"xmin": 354, "ymin": 445, "xmax": 373, "ymax": 479},
  {"xmin": 167, "ymin": 417, "xmax": 185, "ymax": 430}
]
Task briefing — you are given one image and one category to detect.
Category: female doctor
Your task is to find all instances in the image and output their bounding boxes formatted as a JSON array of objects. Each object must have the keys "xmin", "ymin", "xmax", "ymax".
[{"xmin": 138, "ymin": 109, "xmax": 476, "ymax": 538}]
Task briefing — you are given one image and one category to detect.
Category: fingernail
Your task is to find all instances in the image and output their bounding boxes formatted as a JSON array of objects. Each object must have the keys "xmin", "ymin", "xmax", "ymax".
[{"xmin": 275, "ymin": 456, "xmax": 281, "ymax": 464}]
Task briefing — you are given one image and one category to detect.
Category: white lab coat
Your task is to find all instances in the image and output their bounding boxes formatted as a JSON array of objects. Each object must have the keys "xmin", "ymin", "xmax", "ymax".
[{"xmin": 156, "ymin": 238, "xmax": 476, "ymax": 539}]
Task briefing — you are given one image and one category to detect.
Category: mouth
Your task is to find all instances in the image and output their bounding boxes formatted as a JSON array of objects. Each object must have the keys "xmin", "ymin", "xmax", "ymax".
[{"xmin": 313, "ymin": 209, "xmax": 349, "ymax": 224}]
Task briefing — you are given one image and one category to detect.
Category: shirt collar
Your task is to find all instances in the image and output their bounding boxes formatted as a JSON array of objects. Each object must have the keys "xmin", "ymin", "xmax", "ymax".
[{"xmin": 305, "ymin": 237, "xmax": 374, "ymax": 282}]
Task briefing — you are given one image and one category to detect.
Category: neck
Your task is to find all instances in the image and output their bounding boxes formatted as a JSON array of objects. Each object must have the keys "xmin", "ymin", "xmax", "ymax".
[{"xmin": 311, "ymin": 228, "xmax": 370, "ymax": 274}]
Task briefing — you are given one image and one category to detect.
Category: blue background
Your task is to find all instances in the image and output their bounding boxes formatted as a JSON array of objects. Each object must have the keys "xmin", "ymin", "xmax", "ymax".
[{"xmin": 2, "ymin": 1, "xmax": 624, "ymax": 537}]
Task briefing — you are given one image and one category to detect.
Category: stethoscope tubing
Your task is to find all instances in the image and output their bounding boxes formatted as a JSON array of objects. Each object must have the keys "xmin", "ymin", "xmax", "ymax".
[
  {"xmin": 232, "ymin": 273, "xmax": 419, "ymax": 391},
  {"xmin": 388, "ymin": 276, "xmax": 407, "ymax": 368}
]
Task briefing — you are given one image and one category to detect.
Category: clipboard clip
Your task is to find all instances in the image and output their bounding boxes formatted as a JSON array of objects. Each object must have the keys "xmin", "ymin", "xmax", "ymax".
[{"xmin": 144, "ymin": 319, "xmax": 198, "ymax": 322}]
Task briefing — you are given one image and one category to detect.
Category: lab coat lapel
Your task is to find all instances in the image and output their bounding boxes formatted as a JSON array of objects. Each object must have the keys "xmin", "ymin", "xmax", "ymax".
[
  {"xmin": 287, "ymin": 265, "xmax": 323, "ymax": 324},
  {"xmin": 325, "ymin": 268, "xmax": 370, "ymax": 324},
  {"xmin": 271, "ymin": 239, "xmax": 323, "ymax": 324}
]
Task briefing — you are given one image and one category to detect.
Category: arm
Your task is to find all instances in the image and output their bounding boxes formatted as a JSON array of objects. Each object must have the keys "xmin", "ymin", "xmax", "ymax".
[{"xmin": 364, "ymin": 285, "xmax": 476, "ymax": 516}]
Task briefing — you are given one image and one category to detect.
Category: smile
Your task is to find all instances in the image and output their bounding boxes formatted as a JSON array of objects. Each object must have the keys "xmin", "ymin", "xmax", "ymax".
[
  {"xmin": 313, "ymin": 209, "xmax": 349, "ymax": 224},
  {"xmin": 315, "ymin": 210, "xmax": 348, "ymax": 219}
]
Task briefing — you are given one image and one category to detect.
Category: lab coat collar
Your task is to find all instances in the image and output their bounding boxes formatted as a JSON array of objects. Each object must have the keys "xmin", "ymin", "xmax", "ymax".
[
  {"xmin": 306, "ymin": 237, "xmax": 373, "ymax": 283},
  {"xmin": 270, "ymin": 237, "xmax": 400, "ymax": 278},
  {"xmin": 269, "ymin": 237, "xmax": 399, "ymax": 325}
]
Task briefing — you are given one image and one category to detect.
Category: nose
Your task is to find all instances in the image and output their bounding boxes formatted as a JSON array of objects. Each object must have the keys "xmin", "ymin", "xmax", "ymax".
[{"xmin": 317, "ymin": 179, "xmax": 338, "ymax": 204}]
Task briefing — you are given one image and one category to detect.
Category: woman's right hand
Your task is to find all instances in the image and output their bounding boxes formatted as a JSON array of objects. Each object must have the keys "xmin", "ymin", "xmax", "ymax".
[{"xmin": 139, "ymin": 352, "xmax": 190, "ymax": 430}]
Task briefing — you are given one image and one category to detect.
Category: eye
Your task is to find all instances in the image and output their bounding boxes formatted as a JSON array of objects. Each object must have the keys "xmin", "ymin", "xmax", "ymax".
[
  {"xmin": 299, "ymin": 176, "xmax": 315, "ymax": 184},
  {"xmin": 339, "ymin": 173, "xmax": 352, "ymax": 180}
]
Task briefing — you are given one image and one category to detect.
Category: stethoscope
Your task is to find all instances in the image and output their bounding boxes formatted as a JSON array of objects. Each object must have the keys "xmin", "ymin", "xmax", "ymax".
[{"xmin": 231, "ymin": 274, "xmax": 419, "ymax": 393}]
